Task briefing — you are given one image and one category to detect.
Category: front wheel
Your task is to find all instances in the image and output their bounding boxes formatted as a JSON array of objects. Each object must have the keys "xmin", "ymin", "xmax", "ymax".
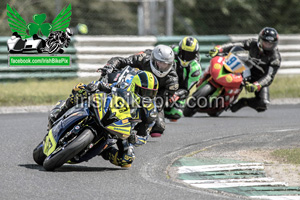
[
  {"xmin": 43, "ymin": 129, "xmax": 94, "ymax": 171},
  {"xmin": 183, "ymin": 97, "xmax": 197, "ymax": 117},
  {"xmin": 33, "ymin": 141, "xmax": 46, "ymax": 165},
  {"xmin": 48, "ymin": 43, "xmax": 60, "ymax": 54},
  {"xmin": 183, "ymin": 83, "xmax": 216, "ymax": 117},
  {"xmin": 207, "ymin": 110, "xmax": 224, "ymax": 117}
]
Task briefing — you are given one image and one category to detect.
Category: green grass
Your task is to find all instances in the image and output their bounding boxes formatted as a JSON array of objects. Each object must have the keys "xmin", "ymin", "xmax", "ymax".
[
  {"xmin": 1, "ymin": 74, "xmax": 300, "ymax": 107},
  {"xmin": 0, "ymin": 77, "xmax": 95, "ymax": 106},
  {"xmin": 238, "ymin": 74, "xmax": 300, "ymax": 99},
  {"xmin": 271, "ymin": 148, "xmax": 300, "ymax": 164}
]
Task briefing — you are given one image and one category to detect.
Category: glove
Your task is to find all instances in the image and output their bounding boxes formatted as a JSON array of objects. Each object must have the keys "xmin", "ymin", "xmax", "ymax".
[
  {"xmin": 73, "ymin": 83, "xmax": 86, "ymax": 92},
  {"xmin": 98, "ymin": 64, "xmax": 114, "ymax": 76},
  {"xmin": 168, "ymin": 89, "xmax": 188, "ymax": 104},
  {"xmin": 245, "ymin": 81, "xmax": 261, "ymax": 93},
  {"xmin": 70, "ymin": 83, "xmax": 87, "ymax": 104},
  {"xmin": 169, "ymin": 93, "xmax": 180, "ymax": 104},
  {"xmin": 209, "ymin": 45, "xmax": 222, "ymax": 58},
  {"xmin": 86, "ymin": 83, "xmax": 98, "ymax": 93},
  {"xmin": 97, "ymin": 82, "xmax": 112, "ymax": 93},
  {"xmin": 165, "ymin": 77, "xmax": 179, "ymax": 91}
]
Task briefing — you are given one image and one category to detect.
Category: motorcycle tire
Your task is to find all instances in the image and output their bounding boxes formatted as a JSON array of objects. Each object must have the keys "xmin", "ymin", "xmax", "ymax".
[
  {"xmin": 183, "ymin": 83, "xmax": 216, "ymax": 117},
  {"xmin": 183, "ymin": 97, "xmax": 197, "ymax": 117},
  {"xmin": 43, "ymin": 129, "xmax": 94, "ymax": 171},
  {"xmin": 33, "ymin": 141, "xmax": 46, "ymax": 166},
  {"xmin": 48, "ymin": 43, "xmax": 60, "ymax": 54},
  {"xmin": 207, "ymin": 110, "xmax": 224, "ymax": 117}
]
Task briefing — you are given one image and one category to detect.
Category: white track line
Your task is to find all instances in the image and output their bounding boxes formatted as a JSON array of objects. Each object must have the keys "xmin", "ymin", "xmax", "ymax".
[
  {"xmin": 189, "ymin": 181, "xmax": 287, "ymax": 189},
  {"xmin": 177, "ymin": 163, "xmax": 264, "ymax": 173},
  {"xmin": 184, "ymin": 177, "xmax": 275, "ymax": 184},
  {"xmin": 251, "ymin": 196, "xmax": 300, "ymax": 200}
]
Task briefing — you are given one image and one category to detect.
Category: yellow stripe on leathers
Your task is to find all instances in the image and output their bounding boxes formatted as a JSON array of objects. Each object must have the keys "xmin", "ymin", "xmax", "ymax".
[
  {"xmin": 106, "ymin": 94, "xmax": 132, "ymax": 139},
  {"xmin": 106, "ymin": 121, "xmax": 131, "ymax": 139}
]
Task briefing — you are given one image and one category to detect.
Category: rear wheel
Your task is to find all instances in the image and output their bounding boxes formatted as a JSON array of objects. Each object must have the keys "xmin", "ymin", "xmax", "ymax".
[
  {"xmin": 183, "ymin": 83, "xmax": 216, "ymax": 117},
  {"xmin": 43, "ymin": 129, "xmax": 94, "ymax": 171},
  {"xmin": 33, "ymin": 141, "xmax": 46, "ymax": 165}
]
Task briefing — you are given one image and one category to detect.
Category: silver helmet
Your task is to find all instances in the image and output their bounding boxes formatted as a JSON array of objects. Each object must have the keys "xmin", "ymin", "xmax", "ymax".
[
  {"xmin": 150, "ymin": 45, "xmax": 174, "ymax": 78},
  {"xmin": 65, "ymin": 28, "xmax": 73, "ymax": 37}
]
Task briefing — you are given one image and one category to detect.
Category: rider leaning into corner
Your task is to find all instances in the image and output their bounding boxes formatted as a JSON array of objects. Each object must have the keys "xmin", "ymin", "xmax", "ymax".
[
  {"xmin": 164, "ymin": 36, "xmax": 202, "ymax": 122},
  {"xmin": 209, "ymin": 27, "xmax": 281, "ymax": 113},
  {"xmin": 48, "ymin": 71, "xmax": 159, "ymax": 168},
  {"xmin": 99, "ymin": 44, "xmax": 179, "ymax": 138}
]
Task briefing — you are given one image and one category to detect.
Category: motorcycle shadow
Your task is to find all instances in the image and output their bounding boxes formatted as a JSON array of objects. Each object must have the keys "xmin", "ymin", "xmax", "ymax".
[
  {"xmin": 19, "ymin": 164, "xmax": 125, "ymax": 172},
  {"xmin": 191, "ymin": 115, "xmax": 255, "ymax": 119}
]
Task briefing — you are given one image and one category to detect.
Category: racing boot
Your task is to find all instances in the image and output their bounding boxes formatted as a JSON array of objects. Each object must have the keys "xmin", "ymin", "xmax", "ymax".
[
  {"xmin": 101, "ymin": 141, "xmax": 135, "ymax": 168},
  {"xmin": 164, "ymin": 105, "xmax": 184, "ymax": 122},
  {"xmin": 248, "ymin": 87, "xmax": 269, "ymax": 112},
  {"xmin": 230, "ymin": 98, "xmax": 248, "ymax": 113},
  {"xmin": 231, "ymin": 87, "xmax": 269, "ymax": 113},
  {"xmin": 150, "ymin": 111, "xmax": 165, "ymax": 137}
]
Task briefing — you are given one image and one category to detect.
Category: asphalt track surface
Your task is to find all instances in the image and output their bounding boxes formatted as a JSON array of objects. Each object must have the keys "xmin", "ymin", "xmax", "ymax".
[{"xmin": 0, "ymin": 104, "xmax": 299, "ymax": 200}]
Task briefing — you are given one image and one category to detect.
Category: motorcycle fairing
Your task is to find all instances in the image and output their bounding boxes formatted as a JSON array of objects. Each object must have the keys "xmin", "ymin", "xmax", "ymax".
[
  {"xmin": 92, "ymin": 89, "xmax": 132, "ymax": 139},
  {"xmin": 224, "ymin": 88, "xmax": 241, "ymax": 105},
  {"xmin": 43, "ymin": 106, "xmax": 90, "ymax": 156},
  {"xmin": 210, "ymin": 56, "xmax": 243, "ymax": 89},
  {"xmin": 92, "ymin": 92, "xmax": 107, "ymax": 124},
  {"xmin": 224, "ymin": 52, "xmax": 247, "ymax": 74},
  {"xmin": 43, "ymin": 129, "xmax": 56, "ymax": 156}
]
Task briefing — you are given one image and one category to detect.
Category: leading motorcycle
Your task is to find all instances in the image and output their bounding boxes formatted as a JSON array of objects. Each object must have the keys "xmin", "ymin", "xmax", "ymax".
[
  {"xmin": 33, "ymin": 86, "xmax": 140, "ymax": 171},
  {"xmin": 183, "ymin": 46, "xmax": 251, "ymax": 117}
]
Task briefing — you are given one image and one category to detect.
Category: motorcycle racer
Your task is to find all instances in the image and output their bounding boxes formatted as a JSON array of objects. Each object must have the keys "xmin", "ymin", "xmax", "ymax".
[
  {"xmin": 48, "ymin": 71, "xmax": 159, "ymax": 168},
  {"xmin": 99, "ymin": 44, "xmax": 179, "ymax": 137},
  {"xmin": 45, "ymin": 28, "xmax": 73, "ymax": 54},
  {"xmin": 209, "ymin": 27, "xmax": 281, "ymax": 112},
  {"xmin": 165, "ymin": 36, "xmax": 202, "ymax": 121}
]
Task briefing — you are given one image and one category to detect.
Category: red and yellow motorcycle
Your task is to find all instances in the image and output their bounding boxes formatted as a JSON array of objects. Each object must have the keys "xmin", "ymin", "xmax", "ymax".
[{"xmin": 183, "ymin": 46, "xmax": 251, "ymax": 117}]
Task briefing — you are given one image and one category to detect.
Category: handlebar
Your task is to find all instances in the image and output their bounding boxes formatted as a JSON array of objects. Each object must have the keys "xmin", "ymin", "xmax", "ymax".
[{"xmin": 206, "ymin": 52, "xmax": 228, "ymax": 58}]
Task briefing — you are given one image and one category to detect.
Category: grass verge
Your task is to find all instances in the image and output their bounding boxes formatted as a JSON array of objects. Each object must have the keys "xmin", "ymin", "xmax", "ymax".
[
  {"xmin": 271, "ymin": 148, "xmax": 300, "ymax": 164},
  {"xmin": 1, "ymin": 77, "xmax": 95, "ymax": 106},
  {"xmin": 232, "ymin": 74, "xmax": 300, "ymax": 99}
]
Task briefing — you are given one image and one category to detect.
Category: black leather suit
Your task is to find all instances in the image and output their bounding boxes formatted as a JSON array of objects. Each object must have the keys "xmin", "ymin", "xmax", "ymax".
[
  {"xmin": 220, "ymin": 38, "xmax": 281, "ymax": 112},
  {"xmin": 105, "ymin": 49, "xmax": 179, "ymax": 134}
]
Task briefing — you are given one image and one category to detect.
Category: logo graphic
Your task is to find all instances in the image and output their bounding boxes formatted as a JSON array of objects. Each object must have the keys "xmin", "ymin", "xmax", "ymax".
[
  {"xmin": 6, "ymin": 4, "xmax": 73, "ymax": 55},
  {"xmin": 7, "ymin": 4, "xmax": 72, "ymax": 39}
]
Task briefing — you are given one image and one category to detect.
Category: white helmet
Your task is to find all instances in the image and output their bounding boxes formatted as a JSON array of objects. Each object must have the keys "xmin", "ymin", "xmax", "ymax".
[
  {"xmin": 65, "ymin": 28, "xmax": 73, "ymax": 37},
  {"xmin": 150, "ymin": 45, "xmax": 174, "ymax": 78}
]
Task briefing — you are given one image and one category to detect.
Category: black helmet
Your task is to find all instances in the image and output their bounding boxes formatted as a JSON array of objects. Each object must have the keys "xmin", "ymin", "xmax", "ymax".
[
  {"xmin": 258, "ymin": 27, "xmax": 278, "ymax": 52},
  {"xmin": 178, "ymin": 36, "xmax": 199, "ymax": 67}
]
